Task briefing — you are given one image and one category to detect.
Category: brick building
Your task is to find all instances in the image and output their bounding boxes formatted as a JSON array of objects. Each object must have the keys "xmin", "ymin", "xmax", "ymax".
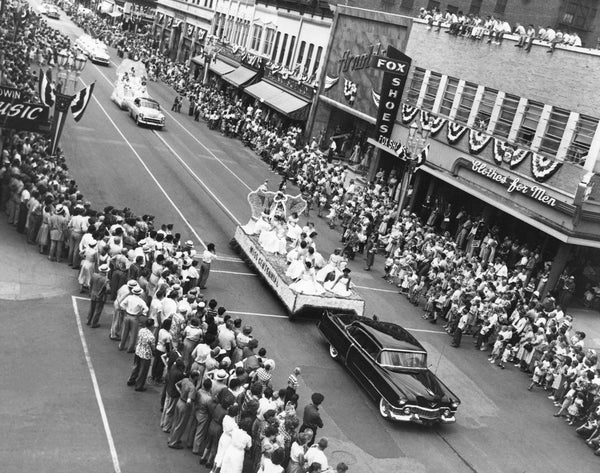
[{"xmin": 308, "ymin": 4, "xmax": 600, "ymax": 300}]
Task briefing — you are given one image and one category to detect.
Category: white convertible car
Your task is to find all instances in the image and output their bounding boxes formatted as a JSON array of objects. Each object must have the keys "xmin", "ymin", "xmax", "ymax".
[
  {"xmin": 75, "ymin": 35, "xmax": 110, "ymax": 66},
  {"xmin": 124, "ymin": 96, "xmax": 165, "ymax": 129}
]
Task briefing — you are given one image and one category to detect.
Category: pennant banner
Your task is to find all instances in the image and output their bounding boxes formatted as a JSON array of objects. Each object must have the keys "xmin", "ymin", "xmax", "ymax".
[
  {"xmin": 39, "ymin": 69, "xmax": 55, "ymax": 107},
  {"xmin": 71, "ymin": 82, "xmax": 95, "ymax": 122}
]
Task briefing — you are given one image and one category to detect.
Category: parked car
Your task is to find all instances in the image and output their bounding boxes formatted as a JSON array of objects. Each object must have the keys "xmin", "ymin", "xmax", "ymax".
[
  {"xmin": 318, "ymin": 311, "xmax": 460, "ymax": 424},
  {"xmin": 124, "ymin": 96, "xmax": 165, "ymax": 129},
  {"xmin": 46, "ymin": 5, "xmax": 60, "ymax": 19}
]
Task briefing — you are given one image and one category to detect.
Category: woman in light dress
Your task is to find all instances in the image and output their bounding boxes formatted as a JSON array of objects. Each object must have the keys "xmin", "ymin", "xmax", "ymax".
[
  {"xmin": 220, "ymin": 417, "xmax": 253, "ymax": 473},
  {"xmin": 316, "ymin": 249, "xmax": 345, "ymax": 283},
  {"xmin": 289, "ymin": 262, "xmax": 325, "ymax": 295},
  {"xmin": 260, "ymin": 218, "xmax": 288, "ymax": 255},
  {"xmin": 78, "ymin": 240, "xmax": 98, "ymax": 293},
  {"xmin": 324, "ymin": 267, "xmax": 353, "ymax": 297},
  {"xmin": 212, "ymin": 405, "xmax": 239, "ymax": 473},
  {"xmin": 286, "ymin": 241, "xmax": 309, "ymax": 280},
  {"xmin": 36, "ymin": 204, "xmax": 52, "ymax": 254}
]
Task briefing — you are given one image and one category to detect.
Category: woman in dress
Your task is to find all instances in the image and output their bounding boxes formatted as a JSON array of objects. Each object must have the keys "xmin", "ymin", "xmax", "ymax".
[
  {"xmin": 289, "ymin": 262, "xmax": 325, "ymax": 295},
  {"xmin": 316, "ymin": 249, "xmax": 345, "ymax": 283},
  {"xmin": 78, "ymin": 239, "xmax": 98, "ymax": 293},
  {"xmin": 220, "ymin": 418, "xmax": 253, "ymax": 473},
  {"xmin": 36, "ymin": 203, "xmax": 52, "ymax": 254},
  {"xmin": 212, "ymin": 404, "xmax": 239, "ymax": 473},
  {"xmin": 324, "ymin": 268, "xmax": 353, "ymax": 297},
  {"xmin": 286, "ymin": 241, "xmax": 308, "ymax": 280}
]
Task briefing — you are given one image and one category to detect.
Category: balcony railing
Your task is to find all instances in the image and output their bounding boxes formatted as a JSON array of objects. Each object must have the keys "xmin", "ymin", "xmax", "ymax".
[{"xmin": 256, "ymin": 0, "xmax": 333, "ymax": 18}]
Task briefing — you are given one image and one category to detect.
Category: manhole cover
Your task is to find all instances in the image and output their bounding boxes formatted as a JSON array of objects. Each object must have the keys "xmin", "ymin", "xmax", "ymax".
[{"xmin": 328, "ymin": 450, "xmax": 358, "ymax": 465}]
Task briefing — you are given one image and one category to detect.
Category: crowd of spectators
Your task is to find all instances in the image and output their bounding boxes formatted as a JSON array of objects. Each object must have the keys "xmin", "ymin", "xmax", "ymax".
[{"xmin": 418, "ymin": 8, "xmax": 583, "ymax": 51}]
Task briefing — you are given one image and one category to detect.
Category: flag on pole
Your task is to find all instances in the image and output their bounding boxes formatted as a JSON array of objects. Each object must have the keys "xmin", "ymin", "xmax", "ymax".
[
  {"xmin": 70, "ymin": 82, "xmax": 95, "ymax": 122},
  {"xmin": 39, "ymin": 69, "xmax": 55, "ymax": 107},
  {"xmin": 416, "ymin": 143, "xmax": 429, "ymax": 167}
]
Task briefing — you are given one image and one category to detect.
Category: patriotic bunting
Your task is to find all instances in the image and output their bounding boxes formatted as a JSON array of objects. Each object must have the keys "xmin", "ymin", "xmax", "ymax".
[
  {"xmin": 39, "ymin": 69, "xmax": 55, "ymax": 107},
  {"xmin": 420, "ymin": 110, "xmax": 446, "ymax": 136},
  {"xmin": 343, "ymin": 79, "xmax": 357, "ymax": 105},
  {"xmin": 493, "ymin": 139, "xmax": 530, "ymax": 168},
  {"xmin": 447, "ymin": 122, "xmax": 468, "ymax": 144},
  {"xmin": 401, "ymin": 104, "xmax": 419, "ymax": 124},
  {"xmin": 416, "ymin": 143, "xmax": 429, "ymax": 167},
  {"xmin": 70, "ymin": 82, "xmax": 95, "ymax": 122},
  {"xmin": 531, "ymin": 152, "xmax": 562, "ymax": 182},
  {"xmin": 468, "ymin": 129, "xmax": 493, "ymax": 155}
]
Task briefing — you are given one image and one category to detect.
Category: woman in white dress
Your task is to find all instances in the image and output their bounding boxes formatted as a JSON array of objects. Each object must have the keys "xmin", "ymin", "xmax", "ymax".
[
  {"xmin": 77, "ymin": 240, "xmax": 98, "ymax": 293},
  {"xmin": 324, "ymin": 268, "xmax": 353, "ymax": 297},
  {"xmin": 286, "ymin": 241, "xmax": 308, "ymax": 280},
  {"xmin": 316, "ymin": 249, "xmax": 345, "ymax": 283},
  {"xmin": 289, "ymin": 262, "xmax": 325, "ymax": 295},
  {"xmin": 212, "ymin": 405, "xmax": 239, "ymax": 473},
  {"xmin": 261, "ymin": 219, "xmax": 288, "ymax": 255},
  {"xmin": 220, "ymin": 418, "xmax": 252, "ymax": 473}
]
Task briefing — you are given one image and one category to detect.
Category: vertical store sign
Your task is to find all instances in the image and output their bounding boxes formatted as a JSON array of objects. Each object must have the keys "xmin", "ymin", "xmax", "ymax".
[{"xmin": 373, "ymin": 46, "xmax": 411, "ymax": 148}]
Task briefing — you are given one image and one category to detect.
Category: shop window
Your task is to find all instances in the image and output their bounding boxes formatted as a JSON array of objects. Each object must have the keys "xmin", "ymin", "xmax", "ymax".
[
  {"xmin": 271, "ymin": 32, "xmax": 281, "ymax": 61},
  {"xmin": 251, "ymin": 24, "xmax": 263, "ymax": 51},
  {"xmin": 539, "ymin": 107, "xmax": 570, "ymax": 157},
  {"xmin": 286, "ymin": 36, "xmax": 296, "ymax": 68},
  {"xmin": 438, "ymin": 77, "xmax": 459, "ymax": 117},
  {"xmin": 262, "ymin": 28, "xmax": 276, "ymax": 56},
  {"xmin": 494, "ymin": 93, "xmax": 519, "ymax": 139},
  {"xmin": 566, "ymin": 115, "xmax": 598, "ymax": 164},
  {"xmin": 296, "ymin": 41, "xmax": 306, "ymax": 66},
  {"xmin": 475, "ymin": 87, "xmax": 497, "ymax": 130},
  {"xmin": 516, "ymin": 101, "xmax": 544, "ymax": 147},
  {"xmin": 422, "ymin": 72, "xmax": 441, "ymax": 111},
  {"xmin": 494, "ymin": 0, "xmax": 507, "ymax": 14},
  {"xmin": 469, "ymin": 0, "xmax": 483, "ymax": 14},
  {"xmin": 404, "ymin": 67, "xmax": 425, "ymax": 106},
  {"xmin": 455, "ymin": 82, "xmax": 478, "ymax": 124},
  {"xmin": 312, "ymin": 46, "xmax": 323, "ymax": 75},
  {"xmin": 279, "ymin": 34, "xmax": 288, "ymax": 64}
]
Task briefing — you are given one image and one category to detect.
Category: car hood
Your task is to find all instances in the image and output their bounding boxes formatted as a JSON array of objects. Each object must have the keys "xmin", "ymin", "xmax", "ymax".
[
  {"xmin": 385, "ymin": 368, "xmax": 459, "ymax": 404},
  {"xmin": 139, "ymin": 108, "xmax": 164, "ymax": 118}
]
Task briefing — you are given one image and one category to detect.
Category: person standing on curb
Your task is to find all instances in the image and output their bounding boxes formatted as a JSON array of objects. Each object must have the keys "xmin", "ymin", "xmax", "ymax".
[
  {"xmin": 168, "ymin": 370, "xmax": 200, "ymax": 449},
  {"xmin": 111, "ymin": 280, "xmax": 137, "ymax": 341},
  {"xmin": 199, "ymin": 243, "xmax": 217, "ymax": 289},
  {"xmin": 300, "ymin": 393, "xmax": 324, "ymax": 446},
  {"xmin": 87, "ymin": 264, "xmax": 110, "ymax": 327},
  {"xmin": 451, "ymin": 308, "xmax": 470, "ymax": 348},
  {"xmin": 119, "ymin": 286, "xmax": 149, "ymax": 352},
  {"xmin": 127, "ymin": 318, "xmax": 156, "ymax": 392}
]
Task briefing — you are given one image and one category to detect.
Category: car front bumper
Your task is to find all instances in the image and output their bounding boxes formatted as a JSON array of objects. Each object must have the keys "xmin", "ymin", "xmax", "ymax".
[
  {"xmin": 138, "ymin": 117, "xmax": 165, "ymax": 127},
  {"xmin": 388, "ymin": 406, "xmax": 457, "ymax": 424}
]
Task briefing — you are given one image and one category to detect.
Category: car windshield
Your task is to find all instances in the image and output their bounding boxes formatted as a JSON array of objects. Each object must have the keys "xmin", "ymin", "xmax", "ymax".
[
  {"xmin": 140, "ymin": 100, "xmax": 159, "ymax": 110},
  {"xmin": 378, "ymin": 350, "xmax": 427, "ymax": 369}
]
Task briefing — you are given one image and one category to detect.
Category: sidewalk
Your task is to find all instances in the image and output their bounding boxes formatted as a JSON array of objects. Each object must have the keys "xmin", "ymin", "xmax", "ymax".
[{"xmin": 0, "ymin": 219, "xmax": 74, "ymax": 301}]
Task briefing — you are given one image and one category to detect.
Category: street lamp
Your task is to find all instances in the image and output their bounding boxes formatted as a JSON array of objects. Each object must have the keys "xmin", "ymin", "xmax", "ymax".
[
  {"xmin": 50, "ymin": 49, "xmax": 88, "ymax": 155},
  {"xmin": 396, "ymin": 120, "xmax": 431, "ymax": 213}
]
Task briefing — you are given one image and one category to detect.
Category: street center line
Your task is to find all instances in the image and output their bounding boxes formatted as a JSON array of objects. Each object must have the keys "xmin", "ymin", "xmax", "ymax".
[
  {"xmin": 212, "ymin": 269, "xmax": 257, "ymax": 276},
  {"xmin": 228, "ymin": 310, "xmax": 288, "ymax": 319},
  {"xmin": 151, "ymin": 130, "xmax": 243, "ymax": 226},
  {"xmin": 354, "ymin": 285, "xmax": 399, "ymax": 294},
  {"xmin": 71, "ymin": 296, "xmax": 122, "ymax": 473}
]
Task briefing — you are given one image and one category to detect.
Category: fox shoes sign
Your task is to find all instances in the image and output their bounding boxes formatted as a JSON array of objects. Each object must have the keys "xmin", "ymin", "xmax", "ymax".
[{"xmin": 373, "ymin": 46, "xmax": 411, "ymax": 146}]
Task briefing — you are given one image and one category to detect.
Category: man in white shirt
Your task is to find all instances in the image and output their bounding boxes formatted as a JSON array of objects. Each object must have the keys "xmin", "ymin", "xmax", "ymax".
[
  {"xmin": 199, "ymin": 243, "xmax": 217, "ymax": 289},
  {"xmin": 304, "ymin": 438, "xmax": 329, "ymax": 471},
  {"xmin": 119, "ymin": 286, "xmax": 149, "ymax": 353}
]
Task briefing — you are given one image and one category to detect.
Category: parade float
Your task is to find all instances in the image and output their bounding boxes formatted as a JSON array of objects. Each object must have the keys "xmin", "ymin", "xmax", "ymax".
[{"xmin": 231, "ymin": 185, "xmax": 365, "ymax": 319}]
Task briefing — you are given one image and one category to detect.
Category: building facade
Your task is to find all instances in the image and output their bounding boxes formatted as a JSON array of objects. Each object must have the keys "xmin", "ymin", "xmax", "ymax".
[{"xmin": 308, "ymin": 4, "xmax": 600, "ymax": 299}]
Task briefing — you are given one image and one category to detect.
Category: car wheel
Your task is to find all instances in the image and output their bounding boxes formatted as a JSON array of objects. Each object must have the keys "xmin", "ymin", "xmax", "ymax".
[
  {"xmin": 135, "ymin": 115, "xmax": 140, "ymax": 126},
  {"xmin": 379, "ymin": 398, "xmax": 391, "ymax": 419},
  {"xmin": 329, "ymin": 344, "xmax": 339, "ymax": 360}
]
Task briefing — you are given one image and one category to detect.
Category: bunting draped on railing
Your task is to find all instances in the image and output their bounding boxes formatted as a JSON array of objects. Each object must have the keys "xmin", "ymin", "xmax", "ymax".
[
  {"xmin": 401, "ymin": 104, "xmax": 419, "ymax": 124},
  {"xmin": 493, "ymin": 139, "xmax": 530, "ymax": 168},
  {"xmin": 447, "ymin": 122, "xmax": 468, "ymax": 144},
  {"xmin": 468, "ymin": 129, "xmax": 493, "ymax": 155},
  {"xmin": 420, "ymin": 110, "xmax": 446, "ymax": 136},
  {"xmin": 531, "ymin": 152, "xmax": 563, "ymax": 182}
]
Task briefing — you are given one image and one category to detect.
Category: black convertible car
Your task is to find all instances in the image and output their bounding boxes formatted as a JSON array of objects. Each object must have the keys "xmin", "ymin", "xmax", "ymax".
[{"xmin": 318, "ymin": 311, "xmax": 460, "ymax": 424}]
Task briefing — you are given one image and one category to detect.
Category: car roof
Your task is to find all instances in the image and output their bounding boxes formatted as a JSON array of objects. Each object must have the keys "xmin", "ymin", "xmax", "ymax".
[{"xmin": 333, "ymin": 312, "xmax": 426, "ymax": 352}]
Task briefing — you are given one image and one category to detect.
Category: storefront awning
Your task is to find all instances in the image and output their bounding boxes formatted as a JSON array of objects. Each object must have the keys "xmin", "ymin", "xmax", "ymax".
[
  {"xmin": 222, "ymin": 66, "xmax": 257, "ymax": 88},
  {"xmin": 244, "ymin": 80, "xmax": 310, "ymax": 119},
  {"xmin": 209, "ymin": 59, "xmax": 235, "ymax": 76}
]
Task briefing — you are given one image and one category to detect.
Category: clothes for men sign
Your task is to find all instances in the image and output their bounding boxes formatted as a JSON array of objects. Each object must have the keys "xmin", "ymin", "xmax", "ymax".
[
  {"xmin": 0, "ymin": 101, "xmax": 50, "ymax": 132},
  {"xmin": 373, "ymin": 46, "xmax": 411, "ymax": 147}
]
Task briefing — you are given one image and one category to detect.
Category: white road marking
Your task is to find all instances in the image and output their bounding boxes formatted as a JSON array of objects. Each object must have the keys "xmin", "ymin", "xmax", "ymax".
[
  {"xmin": 405, "ymin": 327, "xmax": 447, "ymax": 335},
  {"xmin": 228, "ymin": 310, "xmax": 288, "ymax": 319},
  {"xmin": 212, "ymin": 270, "xmax": 256, "ymax": 276},
  {"xmin": 151, "ymin": 130, "xmax": 243, "ymax": 226},
  {"xmin": 354, "ymin": 285, "xmax": 399, "ymax": 294},
  {"xmin": 71, "ymin": 296, "xmax": 122, "ymax": 473}
]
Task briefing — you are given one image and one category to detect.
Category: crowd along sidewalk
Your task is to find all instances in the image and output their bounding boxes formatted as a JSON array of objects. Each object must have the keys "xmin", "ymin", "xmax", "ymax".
[{"xmin": 0, "ymin": 219, "xmax": 75, "ymax": 301}]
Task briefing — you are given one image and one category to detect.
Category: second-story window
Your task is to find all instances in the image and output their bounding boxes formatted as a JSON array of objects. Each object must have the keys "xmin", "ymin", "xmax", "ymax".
[
  {"xmin": 404, "ymin": 67, "xmax": 425, "ymax": 106},
  {"xmin": 475, "ymin": 87, "xmax": 497, "ymax": 130},
  {"xmin": 455, "ymin": 81, "xmax": 478, "ymax": 124},
  {"xmin": 296, "ymin": 41, "xmax": 306, "ymax": 67},
  {"xmin": 422, "ymin": 72, "xmax": 441, "ymax": 111},
  {"xmin": 251, "ymin": 24, "xmax": 263, "ymax": 51},
  {"xmin": 438, "ymin": 77, "xmax": 459, "ymax": 117},
  {"xmin": 279, "ymin": 34, "xmax": 288, "ymax": 64},
  {"xmin": 566, "ymin": 115, "xmax": 598, "ymax": 165},
  {"xmin": 262, "ymin": 28, "xmax": 276, "ymax": 56},
  {"xmin": 516, "ymin": 100, "xmax": 544, "ymax": 147},
  {"xmin": 539, "ymin": 107, "xmax": 570, "ymax": 157},
  {"xmin": 312, "ymin": 46, "xmax": 323, "ymax": 76},
  {"xmin": 286, "ymin": 36, "xmax": 296, "ymax": 68},
  {"xmin": 494, "ymin": 93, "xmax": 519, "ymax": 139},
  {"xmin": 271, "ymin": 32, "xmax": 281, "ymax": 61}
]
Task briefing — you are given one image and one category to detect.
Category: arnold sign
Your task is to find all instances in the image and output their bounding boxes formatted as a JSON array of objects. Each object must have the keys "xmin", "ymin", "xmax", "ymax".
[{"xmin": 373, "ymin": 46, "xmax": 411, "ymax": 146}]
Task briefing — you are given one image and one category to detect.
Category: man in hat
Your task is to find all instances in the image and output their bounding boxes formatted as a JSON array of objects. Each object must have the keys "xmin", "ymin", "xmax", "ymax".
[
  {"xmin": 301, "ymin": 393, "xmax": 325, "ymax": 446},
  {"xmin": 87, "ymin": 264, "xmax": 110, "ymax": 328},
  {"xmin": 127, "ymin": 318, "xmax": 156, "ymax": 391},
  {"xmin": 48, "ymin": 204, "xmax": 68, "ymax": 263},
  {"xmin": 119, "ymin": 285, "xmax": 149, "ymax": 353},
  {"xmin": 111, "ymin": 280, "xmax": 138, "ymax": 341}
]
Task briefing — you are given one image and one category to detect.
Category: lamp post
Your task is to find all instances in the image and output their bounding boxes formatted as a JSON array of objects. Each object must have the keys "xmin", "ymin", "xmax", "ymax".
[
  {"xmin": 50, "ymin": 49, "xmax": 87, "ymax": 155},
  {"xmin": 396, "ymin": 121, "xmax": 430, "ymax": 214}
]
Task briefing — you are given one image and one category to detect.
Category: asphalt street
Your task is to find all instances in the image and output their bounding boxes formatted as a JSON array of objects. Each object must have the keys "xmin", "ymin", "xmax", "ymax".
[{"xmin": 5, "ymin": 4, "xmax": 600, "ymax": 473}]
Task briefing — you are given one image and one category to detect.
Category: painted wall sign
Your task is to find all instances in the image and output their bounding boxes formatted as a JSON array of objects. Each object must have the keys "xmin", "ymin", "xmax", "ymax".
[
  {"xmin": 470, "ymin": 159, "xmax": 557, "ymax": 207},
  {"xmin": 374, "ymin": 46, "xmax": 412, "ymax": 144},
  {"xmin": 0, "ymin": 101, "xmax": 50, "ymax": 132}
]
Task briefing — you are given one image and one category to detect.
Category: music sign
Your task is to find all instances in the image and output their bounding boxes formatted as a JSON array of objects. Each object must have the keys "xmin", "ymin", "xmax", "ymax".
[
  {"xmin": 0, "ymin": 86, "xmax": 50, "ymax": 132},
  {"xmin": 372, "ymin": 46, "xmax": 411, "ymax": 149}
]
